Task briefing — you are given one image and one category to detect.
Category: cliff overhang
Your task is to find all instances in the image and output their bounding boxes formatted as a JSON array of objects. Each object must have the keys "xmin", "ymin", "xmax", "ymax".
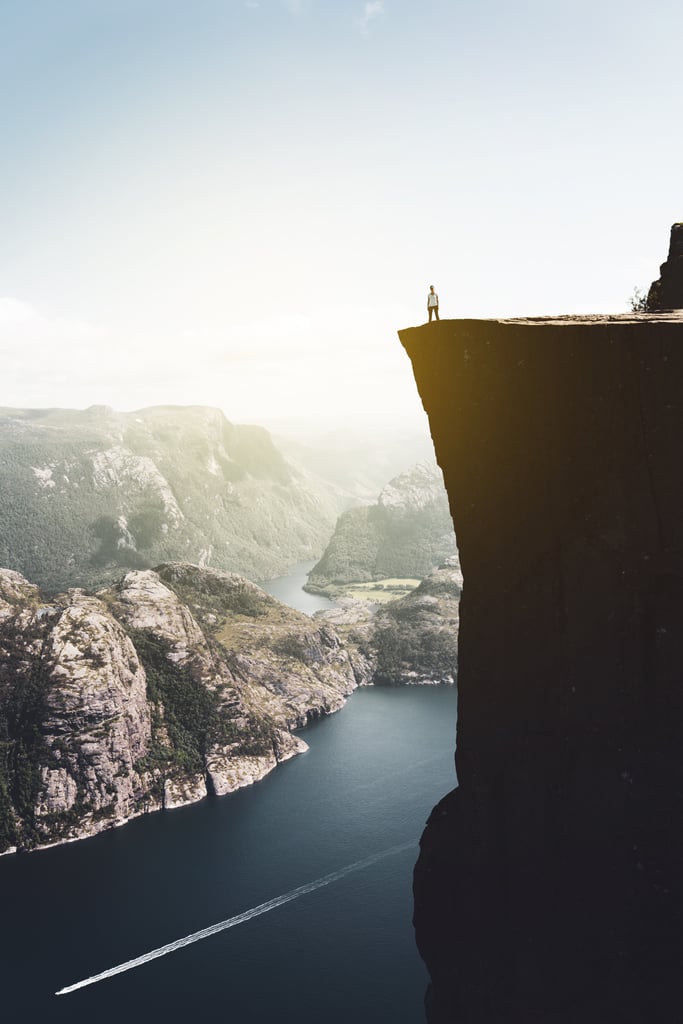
[{"xmin": 400, "ymin": 313, "xmax": 683, "ymax": 1022}]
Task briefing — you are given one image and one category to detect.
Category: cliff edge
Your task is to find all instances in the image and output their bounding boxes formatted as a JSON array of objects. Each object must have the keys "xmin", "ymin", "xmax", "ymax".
[{"xmin": 399, "ymin": 314, "xmax": 683, "ymax": 1022}]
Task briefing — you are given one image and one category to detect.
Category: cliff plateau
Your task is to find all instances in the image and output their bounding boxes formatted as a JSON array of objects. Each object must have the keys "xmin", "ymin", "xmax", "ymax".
[{"xmin": 400, "ymin": 314, "xmax": 683, "ymax": 1022}]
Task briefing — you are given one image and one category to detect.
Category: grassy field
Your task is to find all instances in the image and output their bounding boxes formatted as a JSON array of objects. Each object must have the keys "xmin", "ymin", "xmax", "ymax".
[{"xmin": 337, "ymin": 579, "xmax": 421, "ymax": 603}]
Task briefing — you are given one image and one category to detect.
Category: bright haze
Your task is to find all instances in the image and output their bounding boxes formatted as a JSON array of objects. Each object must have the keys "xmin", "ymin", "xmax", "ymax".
[{"xmin": 1, "ymin": 0, "xmax": 681, "ymax": 422}]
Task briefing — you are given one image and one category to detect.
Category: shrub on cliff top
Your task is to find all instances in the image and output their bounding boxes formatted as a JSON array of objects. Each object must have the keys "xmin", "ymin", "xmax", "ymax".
[{"xmin": 629, "ymin": 287, "xmax": 650, "ymax": 312}]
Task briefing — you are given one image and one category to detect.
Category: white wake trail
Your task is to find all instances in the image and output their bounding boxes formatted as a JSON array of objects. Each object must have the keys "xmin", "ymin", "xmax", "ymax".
[{"xmin": 56, "ymin": 840, "xmax": 414, "ymax": 996}]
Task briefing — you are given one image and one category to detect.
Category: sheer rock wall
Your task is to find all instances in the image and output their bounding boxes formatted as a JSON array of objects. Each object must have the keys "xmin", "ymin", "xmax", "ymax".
[{"xmin": 399, "ymin": 314, "xmax": 683, "ymax": 1023}]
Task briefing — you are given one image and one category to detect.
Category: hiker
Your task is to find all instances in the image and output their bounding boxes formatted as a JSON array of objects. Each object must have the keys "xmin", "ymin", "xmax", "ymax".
[{"xmin": 427, "ymin": 285, "xmax": 440, "ymax": 322}]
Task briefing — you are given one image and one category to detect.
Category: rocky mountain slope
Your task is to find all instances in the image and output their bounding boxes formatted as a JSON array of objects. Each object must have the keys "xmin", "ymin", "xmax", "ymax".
[
  {"xmin": 0, "ymin": 405, "xmax": 340, "ymax": 592},
  {"xmin": 325, "ymin": 562, "xmax": 461, "ymax": 687},
  {"xmin": 368, "ymin": 562, "xmax": 460, "ymax": 685},
  {"xmin": 305, "ymin": 463, "xmax": 457, "ymax": 595},
  {"xmin": 0, "ymin": 563, "xmax": 367, "ymax": 854}
]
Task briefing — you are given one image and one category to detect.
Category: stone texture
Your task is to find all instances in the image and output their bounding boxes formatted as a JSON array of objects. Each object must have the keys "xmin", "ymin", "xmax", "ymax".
[
  {"xmin": 378, "ymin": 463, "xmax": 450, "ymax": 513},
  {"xmin": 163, "ymin": 774, "xmax": 207, "ymax": 809},
  {"xmin": 0, "ymin": 579, "xmax": 154, "ymax": 845},
  {"xmin": 106, "ymin": 568, "xmax": 230, "ymax": 685},
  {"xmin": 205, "ymin": 732, "xmax": 307, "ymax": 798},
  {"xmin": 0, "ymin": 563, "xmax": 363, "ymax": 853},
  {"xmin": 0, "ymin": 569, "xmax": 41, "ymax": 619},
  {"xmin": 400, "ymin": 314, "xmax": 683, "ymax": 1023}
]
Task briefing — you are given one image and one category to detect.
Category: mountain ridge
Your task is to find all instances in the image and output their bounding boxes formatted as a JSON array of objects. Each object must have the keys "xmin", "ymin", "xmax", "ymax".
[
  {"xmin": 0, "ymin": 404, "xmax": 341, "ymax": 592},
  {"xmin": 305, "ymin": 463, "xmax": 457, "ymax": 595},
  {"xmin": 0, "ymin": 557, "xmax": 461, "ymax": 854},
  {"xmin": 0, "ymin": 561, "xmax": 367, "ymax": 854}
]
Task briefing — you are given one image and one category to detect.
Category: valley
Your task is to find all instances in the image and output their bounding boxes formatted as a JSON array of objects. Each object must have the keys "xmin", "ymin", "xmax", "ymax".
[{"xmin": 0, "ymin": 423, "xmax": 460, "ymax": 855}]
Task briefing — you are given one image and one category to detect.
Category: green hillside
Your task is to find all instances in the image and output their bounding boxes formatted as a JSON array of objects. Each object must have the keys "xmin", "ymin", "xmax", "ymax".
[{"xmin": 0, "ymin": 405, "xmax": 339, "ymax": 592}]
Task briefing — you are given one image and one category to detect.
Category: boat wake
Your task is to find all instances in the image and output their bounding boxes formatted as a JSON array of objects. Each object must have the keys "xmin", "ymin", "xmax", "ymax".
[{"xmin": 56, "ymin": 839, "xmax": 414, "ymax": 996}]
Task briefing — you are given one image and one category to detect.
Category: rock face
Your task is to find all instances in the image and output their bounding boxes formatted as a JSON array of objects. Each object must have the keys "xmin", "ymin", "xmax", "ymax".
[
  {"xmin": 0, "ymin": 405, "xmax": 340, "ymax": 592},
  {"xmin": 370, "ymin": 562, "xmax": 460, "ymax": 685},
  {"xmin": 306, "ymin": 463, "xmax": 457, "ymax": 594},
  {"xmin": 648, "ymin": 222, "xmax": 683, "ymax": 310},
  {"xmin": 399, "ymin": 315, "xmax": 683, "ymax": 1022},
  {"xmin": 0, "ymin": 581, "xmax": 153, "ymax": 850},
  {"xmin": 0, "ymin": 562, "xmax": 365, "ymax": 853},
  {"xmin": 327, "ymin": 562, "xmax": 461, "ymax": 687}
]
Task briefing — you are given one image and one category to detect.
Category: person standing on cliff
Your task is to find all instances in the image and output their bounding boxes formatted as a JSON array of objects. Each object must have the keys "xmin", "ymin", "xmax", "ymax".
[{"xmin": 427, "ymin": 285, "xmax": 440, "ymax": 322}]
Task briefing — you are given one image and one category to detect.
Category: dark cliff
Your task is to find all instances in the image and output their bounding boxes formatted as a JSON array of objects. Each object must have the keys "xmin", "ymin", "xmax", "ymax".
[
  {"xmin": 399, "ymin": 314, "xmax": 683, "ymax": 1023},
  {"xmin": 648, "ymin": 222, "xmax": 683, "ymax": 310}
]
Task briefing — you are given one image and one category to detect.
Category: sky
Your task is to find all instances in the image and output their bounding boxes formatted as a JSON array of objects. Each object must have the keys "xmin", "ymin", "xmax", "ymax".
[{"xmin": 1, "ymin": 0, "xmax": 682, "ymax": 423}]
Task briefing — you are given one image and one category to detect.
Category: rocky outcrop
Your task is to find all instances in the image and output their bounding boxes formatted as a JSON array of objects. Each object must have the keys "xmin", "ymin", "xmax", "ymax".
[
  {"xmin": 400, "ymin": 314, "xmax": 683, "ymax": 1022},
  {"xmin": 154, "ymin": 563, "xmax": 368, "ymax": 729},
  {"xmin": 0, "ymin": 562, "xmax": 364, "ymax": 853},
  {"xmin": 648, "ymin": 222, "xmax": 683, "ymax": 310},
  {"xmin": 325, "ymin": 562, "xmax": 461, "ymax": 687},
  {"xmin": 370, "ymin": 562, "xmax": 460, "ymax": 685},
  {"xmin": 0, "ymin": 569, "xmax": 41, "ymax": 615},
  {"xmin": 306, "ymin": 463, "xmax": 457, "ymax": 594},
  {"xmin": 0, "ymin": 584, "xmax": 153, "ymax": 851},
  {"xmin": 0, "ymin": 404, "xmax": 341, "ymax": 592}
]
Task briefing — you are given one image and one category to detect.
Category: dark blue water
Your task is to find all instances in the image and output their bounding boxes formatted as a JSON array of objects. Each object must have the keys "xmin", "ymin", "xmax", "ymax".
[
  {"xmin": 259, "ymin": 560, "xmax": 334, "ymax": 614},
  {"xmin": 0, "ymin": 685, "xmax": 457, "ymax": 1023}
]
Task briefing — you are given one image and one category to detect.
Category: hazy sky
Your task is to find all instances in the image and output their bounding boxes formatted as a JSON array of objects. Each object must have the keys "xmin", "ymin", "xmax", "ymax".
[{"xmin": 1, "ymin": 1, "xmax": 681, "ymax": 422}]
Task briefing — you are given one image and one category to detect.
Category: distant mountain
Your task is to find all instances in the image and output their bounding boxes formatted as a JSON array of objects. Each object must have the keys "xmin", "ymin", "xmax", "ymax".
[
  {"xmin": 269, "ymin": 420, "xmax": 438, "ymax": 503},
  {"xmin": 305, "ymin": 463, "xmax": 458, "ymax": 594},
  {"xmin": 367, "ymin": 562, "xmax": 461, "ymax": 685},
  {"xmin": 0, "ymin": 562, "xmax": 369, "ymax": 853},
  {"xmin": 0, "ymin": 405, "xmax": 340, "ymax": 592}
]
